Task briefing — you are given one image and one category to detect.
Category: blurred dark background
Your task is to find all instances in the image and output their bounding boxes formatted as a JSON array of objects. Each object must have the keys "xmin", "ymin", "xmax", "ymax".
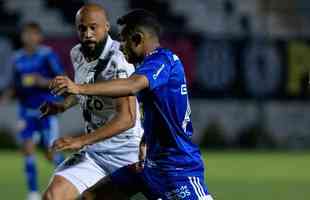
[{"xmin": 1, "ymin": 0, "xmax": 310, "ymax": 150}]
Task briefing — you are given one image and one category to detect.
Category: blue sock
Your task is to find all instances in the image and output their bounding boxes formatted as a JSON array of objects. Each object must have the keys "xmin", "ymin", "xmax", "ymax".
[
  {"xmin": 24, "ymin": 155, "xmax": 38, "ymax": 192},
  {"xmin": 53, "ymin": 153, "xmax": 65, "ymax": 166}
]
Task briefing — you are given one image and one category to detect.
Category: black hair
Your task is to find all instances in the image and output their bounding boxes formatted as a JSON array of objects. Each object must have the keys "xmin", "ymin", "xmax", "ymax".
[
  {"xmin": 21, "ymin": 21, "xmax": 42, "ymax": 33},
  {"xmin": 117, "ymin": 9, "xmax": 161, "ymax": 37}
]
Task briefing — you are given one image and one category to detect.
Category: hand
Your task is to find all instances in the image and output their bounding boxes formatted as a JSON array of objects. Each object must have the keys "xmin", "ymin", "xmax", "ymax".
[
  {"xmin": 52, "ymin": 136, "xmax": 85, "ymax": 152},
  {"xmin": 50, "ymin": 76, "xmax": 80, "ymax": 96},
  {"xmin": 39, "ymin": 101, "xmax": 65, "ymax": 118}
]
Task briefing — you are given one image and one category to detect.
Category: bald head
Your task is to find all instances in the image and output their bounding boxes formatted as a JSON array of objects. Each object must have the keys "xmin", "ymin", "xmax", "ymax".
[
  {"xmin": 75, "ymin": 3, "xmax": 108, "ymax": 24},
  {"xmin": 75, "ymin": 3, "xmax": 110, "ymax": 58}
]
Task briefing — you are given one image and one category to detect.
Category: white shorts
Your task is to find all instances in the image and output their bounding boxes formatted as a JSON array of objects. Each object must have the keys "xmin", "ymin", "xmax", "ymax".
[{"xmin": 54, "ymin": 151, "xmax": 138, "ymax": 194}]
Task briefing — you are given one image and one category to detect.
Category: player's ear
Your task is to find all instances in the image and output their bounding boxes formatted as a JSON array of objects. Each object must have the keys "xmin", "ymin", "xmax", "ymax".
[
  {"xmin": 106, "ymin": 22, "xmax": 111, "ymax": 32},
  {"xmin": 131, "ymin": 32, "xmax": 143, "ymax": 47}
]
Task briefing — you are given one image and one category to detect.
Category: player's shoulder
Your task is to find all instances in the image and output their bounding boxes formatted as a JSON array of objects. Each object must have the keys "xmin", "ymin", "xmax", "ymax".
[
  {"xmin": 12, "ymin": 49, "xmax": 25, "ymax": 62},
  {"xmin": 145, "ymin": 48, "xmax": 178, "ymax": 65},
  {"xmin": 70, "ymin": 44, "xmax": 84, "ymax": 70},
  {"xmin": 107, "ymin": 39, "xmax": 123, "ymax": 61},
  {"xmin": 37, "ymin": 45, "xmax": 55, "ymax": 56},
  {"xmin": 108, "ymin": 42, "xmax": 134, "ymax": 73},
  {"xmin": 70, "ymin": 44, "xmax": 82, "ymax": 59},
  {"xmin": 109, "ymin": 49, "xmax": 126, "ymax": 65}
]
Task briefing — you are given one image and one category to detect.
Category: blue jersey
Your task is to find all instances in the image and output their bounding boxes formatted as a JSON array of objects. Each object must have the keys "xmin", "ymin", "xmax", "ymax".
[
  {"xmin": 12, "ymin": 45, "xmax": 64, "ymax": 113},
  {"xmin": 134, "ymin": 48, "xmax": 204, "ymax": 176}
]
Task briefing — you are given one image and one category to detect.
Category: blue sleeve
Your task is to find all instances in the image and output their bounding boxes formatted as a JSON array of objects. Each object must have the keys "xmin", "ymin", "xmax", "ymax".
[
  {"xmin": 47, "ymin": 51, "xmax": 64, "ymax": 76},
  {"xmin": 134, "ymin": 58, "xmax": 170, "ymax": 90}
]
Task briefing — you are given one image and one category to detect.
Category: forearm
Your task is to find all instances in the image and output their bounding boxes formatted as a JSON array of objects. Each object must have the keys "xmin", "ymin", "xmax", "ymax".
[
  {"xmin": 78, "ymin": 79, "xmax": 136, "ymax": 97},
  {"xmin": 79, "ymin": 114, "xmax": 134, "ymax": 146},
  {"xmin": 139, "ymin": 133, "xmax": 147, "ymax": 161},
  {"xmin": 59, "ymin": 95, "xmax": 78, "ymax": 112},
  {"xmin": 140, "ymin": 133, "xmax": 146, "ymax": 145},
  {"xmin": 77, "ymin": 75, "xmax": 148, "ymax": 97}
]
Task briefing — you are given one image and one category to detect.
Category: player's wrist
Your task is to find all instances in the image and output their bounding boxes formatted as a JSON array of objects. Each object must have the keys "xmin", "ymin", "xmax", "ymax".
[
  {"xmin": 55, "ymin": 103, "xmax": 66, "ymax": 113},
  {"xmin": 78, "ymin": 134, "xmax": 91, "ymax": 147},
  {"xmin": 76, "ymin": 84, "xmax": 84, "ymax": 95}
]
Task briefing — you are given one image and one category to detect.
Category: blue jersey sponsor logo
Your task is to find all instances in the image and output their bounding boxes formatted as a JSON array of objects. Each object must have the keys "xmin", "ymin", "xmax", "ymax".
[
  {"xmin": 165, "ymin": 185, "xmax": 191, "ymax": 200},
  {"xmin": 152, "ymin": 64, "xmax": 165, "ymax": 80}
]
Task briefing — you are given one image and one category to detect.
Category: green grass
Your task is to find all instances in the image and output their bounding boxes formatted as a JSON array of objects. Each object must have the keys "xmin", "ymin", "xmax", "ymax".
[
  {"xmin": 204, "ymin": 151, "xmax": 310, "ymax": 200},
  {"xmin": 0, "ymin": 151, "xmax": 309, "ymax": 200}
]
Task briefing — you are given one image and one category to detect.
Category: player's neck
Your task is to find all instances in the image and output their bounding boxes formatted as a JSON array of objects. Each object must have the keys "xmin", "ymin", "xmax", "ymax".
[{"xmin": 24, "ymin": 45, "xmax": 38, "ymax": 54}]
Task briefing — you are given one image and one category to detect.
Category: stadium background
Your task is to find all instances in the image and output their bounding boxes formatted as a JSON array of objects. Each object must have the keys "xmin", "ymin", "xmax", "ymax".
[{"xmin": 0, "ymin": 0, "xmax": 309, "ymax": 199}]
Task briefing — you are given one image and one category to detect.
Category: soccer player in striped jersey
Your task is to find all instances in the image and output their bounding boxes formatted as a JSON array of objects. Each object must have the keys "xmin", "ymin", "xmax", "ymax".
[{"xmin": 41, "ymin": 4, "xmax": 143, "ymax": 200}]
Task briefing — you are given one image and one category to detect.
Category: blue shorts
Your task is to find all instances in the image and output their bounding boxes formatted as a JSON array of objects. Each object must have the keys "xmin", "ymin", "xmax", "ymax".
[
  {"xmin": 18, "ymin": 115, "xmax": 59, "ymax": 148},
  {"xmin": 111, "ymin": 163, "xmax": 212, "ymax": 200}
]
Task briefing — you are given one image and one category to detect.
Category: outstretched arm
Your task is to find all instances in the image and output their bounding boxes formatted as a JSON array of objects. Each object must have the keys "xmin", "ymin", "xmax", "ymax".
[
  {"xmin": 50, "ymin": 75, "xmax": 149, "ymax": 97},
  {"xmin": 52, "ymin": 95, "xmax": 137, "ymax": 151}
]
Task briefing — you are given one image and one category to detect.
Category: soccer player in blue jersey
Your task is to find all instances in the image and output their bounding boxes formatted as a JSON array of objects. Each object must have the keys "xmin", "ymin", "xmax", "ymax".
[
  {"xmin": 2, "ymin": 22, "xmax": 64, "ymax": 200},
  {"xmin": 51, "ymin": 9, "xmax": 213, "ymax": 200}
]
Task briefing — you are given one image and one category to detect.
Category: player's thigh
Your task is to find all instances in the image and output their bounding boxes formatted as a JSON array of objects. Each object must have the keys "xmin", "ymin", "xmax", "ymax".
[
  {"xmin": 54, "ymin": 152, "xmax": 108, "ymax": 194},
  {"xmin": 43, "ymin": 175, "xmax": 79, "ymax": 200},
  {"xmin": 81, "ymin": 163, "xmax": 145, "ymax": 200},
  {"xmin": 81, "ymin": 175, "xmax": 128, "ymax": 200}
]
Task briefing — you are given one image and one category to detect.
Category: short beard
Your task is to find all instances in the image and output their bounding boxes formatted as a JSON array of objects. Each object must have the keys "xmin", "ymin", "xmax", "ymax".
[{"xmin": 80, "ymin": 37, "xmax": 107, "ymax": 61}]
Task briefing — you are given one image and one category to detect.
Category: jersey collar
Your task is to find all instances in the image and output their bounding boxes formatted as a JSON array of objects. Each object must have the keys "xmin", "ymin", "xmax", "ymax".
[
  {"xmin": 99, "ymin": 35, "xmax": 113, "ymax": 60},
  {"xmin": 145, "ymin": 47, "xmax": 162, "ymax": 57}
]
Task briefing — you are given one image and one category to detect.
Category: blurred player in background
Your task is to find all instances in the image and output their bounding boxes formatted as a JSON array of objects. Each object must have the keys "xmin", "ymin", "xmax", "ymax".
[
  {"xmin": 1, "ymin": 22, "xmax": 65, "ymax": 200},
  {"xmin": 40, "ymin": 4, "xmax": 143, "ymax": 200},
  {"xmin": 51, "ymin": 9, "xmax": 214, "ymax": 200}
]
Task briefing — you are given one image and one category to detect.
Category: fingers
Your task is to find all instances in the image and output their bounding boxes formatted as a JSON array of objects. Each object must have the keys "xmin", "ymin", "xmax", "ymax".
[
  {"xmin": 52, "ymin": 137, "xmax": 69, "ymax": 152},
  {"xmin": 50, "ymin": 76, "xmax": 69, "ymax": 95},
  {"xmin": 49, "ymin": 76, "xmax": 67, "ymax": 86},
  {"xmin": 49, "ymin": 76, "xmax": 78, "ymax": 96},
  {"xmin": 53, "ymin": 144, "xmax": 69, "ymax": 152},
  {"xmin": 51, "ymin": 84, "xmax": 68, "ymax": 96},
  {"xmin": 49, "ymin": 76, "xmax": 68, "ymax": 89},
  {"xmin": 52, "ymin": 137, "xmax": 77, "ymax": 152}
]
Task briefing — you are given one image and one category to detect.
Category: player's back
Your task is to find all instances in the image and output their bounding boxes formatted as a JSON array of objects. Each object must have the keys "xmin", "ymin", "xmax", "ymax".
[
  {"xmin": 13, "ymin": 45, "xmax": 63, "ymax": 109},
  {"xmin": 135, "ymin": 48, "xmax": 204, "ymax": 176},
  {"xmin": 71, "ymin": 36, "xmax": 143, "ymax": 157}
]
